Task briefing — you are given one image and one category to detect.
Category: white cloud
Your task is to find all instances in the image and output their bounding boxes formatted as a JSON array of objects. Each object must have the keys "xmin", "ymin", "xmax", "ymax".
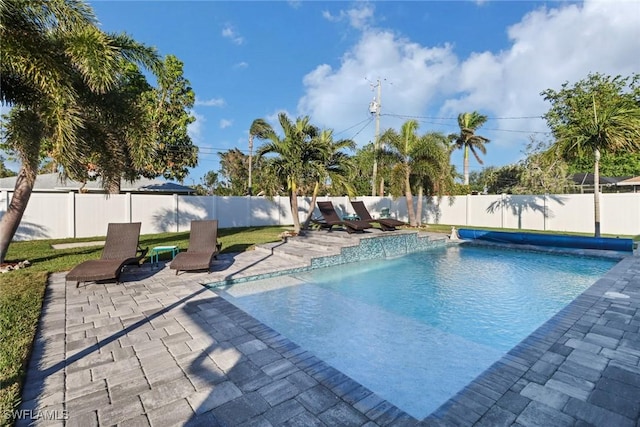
[
  {"xmin": 233, "ymin": 61, "xmax": 249, "ymax": 69},
  {"xmin": 195, "ymin": 97, "xmax": 226, "ymax": 107},
  {"xmin": 298, "ymin": 29, "xmax": 458, "ymax": 144},
  {"xmin": 220, "ymin": 119, "xmax": 233, "ymax": 129},
  {"xmin": 222, "ymin": 24, "xmax": 244, "ymax": 45},
  {"xmin": 322, "ymin": 3, "xmax": 375, "ymax": 30},
  {"xmin": 299, "ymin": 0, "xmax": 640, "ymax": 168},
  {"xmin": 440, "ymin": 0, "xmax": 640, "ymax": 152},
  {"xmin": 188, "ymin": 111, "xmax": 205, "ymax": 144}
]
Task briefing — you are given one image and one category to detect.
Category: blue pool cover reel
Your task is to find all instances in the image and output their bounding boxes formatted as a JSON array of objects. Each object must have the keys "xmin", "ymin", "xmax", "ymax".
[{"xmin": 457, "ymin": 229, "xmax": 633, "ymax": 252}]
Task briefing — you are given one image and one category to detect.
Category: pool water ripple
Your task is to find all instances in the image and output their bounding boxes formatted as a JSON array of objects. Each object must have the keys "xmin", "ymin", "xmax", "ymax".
[{"xmin": 218, "ymin": 245, "xmax": 617, "ymax": 419}]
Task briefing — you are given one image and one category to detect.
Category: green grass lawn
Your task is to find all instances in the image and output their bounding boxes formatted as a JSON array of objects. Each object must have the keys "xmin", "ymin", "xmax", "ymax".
[{"xmin": 0, "ymin": 225, "xmax": 288, "ymax": 426}]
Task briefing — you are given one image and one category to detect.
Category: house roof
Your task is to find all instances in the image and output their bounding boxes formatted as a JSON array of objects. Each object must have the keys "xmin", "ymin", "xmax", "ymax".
[
  {"xmin": 0, "ymin": 173, "xmax": 194, "ymax": 194},
  {"xmin": 615, "ymin": 176, "xmax": 640, "ymax": 186},
  {"xmin": 570, "ymin": 173, "xmax": 630, "ymax": 186}
]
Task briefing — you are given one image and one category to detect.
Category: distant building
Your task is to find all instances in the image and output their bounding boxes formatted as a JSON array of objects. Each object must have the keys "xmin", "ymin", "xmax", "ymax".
[
  {"xmin": 0, "ymin": 173, "xmax": 195, "ymax": 195},
  {"xmin": 570, "ymin": 173, "xmax": 634, "ymax": 193},
  {"xmin": 615, "ymin": 176, "xmax": 640, "ymax": 193}
]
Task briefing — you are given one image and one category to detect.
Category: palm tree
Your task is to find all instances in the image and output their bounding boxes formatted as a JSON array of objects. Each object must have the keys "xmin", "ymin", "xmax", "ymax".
[
  {"xmin": 301, "ymin": 129, "xmax": 356, "ymax": 229},
  {"xmin": 452, "ymin": 112, "xmax": 490, "ymax": 186},
  {"xmin": 248, "ymin": 118, "xmax": 271, "ymax": 195},
  {"xmin": 0, "ymin": 0, "xmax": 160, "ymax": 262},
  {"xmin": 543, "ymin": 73, "xmax": 640, "ymax": 237},
  {"xmin": 410, "ymin": 132, "xmax": 455, "ymax": 226},
  {"xmin": 379, "ymin": 120, "xmax": 422, "ymax": 226},
  {"xmin": 255, "ymin": 113, "xmax": 325, "ymax": 234}
]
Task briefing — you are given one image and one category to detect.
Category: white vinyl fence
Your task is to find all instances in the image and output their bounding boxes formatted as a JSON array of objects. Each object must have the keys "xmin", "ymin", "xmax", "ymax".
[{"xmin": 1, "ymin": 191, "xmax": 639, "ymax": 241}]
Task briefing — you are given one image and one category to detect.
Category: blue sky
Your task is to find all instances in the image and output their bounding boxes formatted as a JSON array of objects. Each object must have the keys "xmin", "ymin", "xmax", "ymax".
[{"xmin": 84, "ymin": 1, "xmax": 640, "ymax": 183}]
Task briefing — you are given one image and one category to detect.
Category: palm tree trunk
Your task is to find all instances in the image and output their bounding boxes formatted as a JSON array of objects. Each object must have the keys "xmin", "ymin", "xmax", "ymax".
[
  {"xmin": 106, "ymin": 177, "xmax": 121, "ymax": 194},
  {"xmin": 379, "ymin": 177, "xmax": 385, "ymax": 197},
  {"xmin": 463, "ymin": 145, "xmax": 470, "ymax": 186},
  {"xmin": 0, "ymin": 163, "xmax": 38, "ymax": 263},
  {"xmin": 416, "ymin": 185, "xmax": 424, "ymax": 227},
  {"xmin": 302, "ymin": 182, "xmax": 320, "ymax": 231},
  {"xmin": 405, "ymin": 171, "xmax": 416, "ymax": 227},
  {"xmin": 594, "ymin": 148, "xmax": 601, "ymax": 237},
  {"xmin": 289, "ymin": 180, "xmax": 301, "ymax": 233}
]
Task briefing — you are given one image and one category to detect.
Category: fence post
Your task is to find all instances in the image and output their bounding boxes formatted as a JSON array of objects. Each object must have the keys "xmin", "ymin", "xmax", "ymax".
[
  {"xmin": 247, "ymin": 196, "xmax": 252, "ymax": 227},
  {"xmin": 173, "ymin": 194, "xmax": 179, "ymax": 232},
  {"xmin": 68, "ymin": 191, "xmax": 76, "ymax": 238},
  {"xmin": 125, "ymin": 192, "xmax": 132, "ymax": 223},
  {"xmin": 501, "ymin": 193, "xmax": 506, "ymax": 228},
  {"xmin": 0, "ymin": 191, "xmax": 7, "ymax": 214},
  {"xmin": 543, "ymin": 194, "xmax": 548, "ymax": 231},
  {"xmin": 212, "ymin": 195, "xmax": 218, "ymax": 223},
  {"xmin": 465, "ymin": 194, "xmax": 471, "ymax": 226}
]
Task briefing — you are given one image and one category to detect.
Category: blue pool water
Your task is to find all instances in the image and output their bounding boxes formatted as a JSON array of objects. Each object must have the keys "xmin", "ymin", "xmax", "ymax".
[{"xmin": 218, "ymin": 245, "xmax": 617, "ymax": 419}]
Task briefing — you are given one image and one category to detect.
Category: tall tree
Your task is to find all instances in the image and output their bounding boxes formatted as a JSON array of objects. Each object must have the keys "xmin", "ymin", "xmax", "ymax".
[
  {"xmin": 350, "ymin": 143, "xmax": 376, "ymax": 196},
  {"xmin": 0, "ymin": 0, "xmax": 161, "ymax": 262},
  {"xmin": 301, "ymin": 129, "xmax": 356, "ymax": 229},
  {"xmin": 474, "ymin": 165, "xmax": 523, "ymax": 195},
  {"xmin": 410, "ymin": 132, "xmax": 455, "ymax": 225},
  {"xmin": 141, "ymin": 55, "xmax": 197, "ymax": 182},
  {"xmin": 451, "ymin": 112, "xmax": 490, "ymax": 186},
  {"xmin": 542, "ymin": 72, "xmax": 640, "ymax": 236},
  {"xmin": 567, "ymin": 151, "xmax": 640, "ymax": 177},
  {"xmin": 193, "ymin": 171, "xmax": 220, "ymax": 195},
  {"xmin": 380, "ymin": 120, "xmax": 423, "ymax": 226},
  {"xmin": 218, "ymin": 148, "xmax": 249, "ymax": 195},
  {"xmin": 255, "ymin": 113, "xmax": 325, "ymax": 233},
  {"xmin": 517, "ymin": 138, "xmax": 571, "ymax": 195},
  {"xmin": 248, "ymin": 118, "xmax": 271, "ymax": 196}
]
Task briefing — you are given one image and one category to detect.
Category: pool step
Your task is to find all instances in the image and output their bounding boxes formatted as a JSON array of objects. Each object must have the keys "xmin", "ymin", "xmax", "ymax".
[
  {"xmin": 254, "ymin": 229, "xmax": 450, "ymax": 264},
  {"xmin": 253, "ymin": 239, "xmax": 342, "ymax": 262},
  {"xmin": 291, "ymin": 230, "xmax": 365, "ymax": 249}
]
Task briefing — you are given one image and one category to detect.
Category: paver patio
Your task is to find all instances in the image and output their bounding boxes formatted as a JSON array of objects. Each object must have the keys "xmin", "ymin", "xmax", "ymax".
[{"xmin": 16, "ymin": 231, "xmax": 640, "ymax": 426}]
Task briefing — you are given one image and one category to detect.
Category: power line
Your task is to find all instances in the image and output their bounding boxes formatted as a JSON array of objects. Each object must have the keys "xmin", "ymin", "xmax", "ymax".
[
  {"xmin": 335, "ymin": 117, "xmax": 375, "ymax": 136},
  {"xmin": 348, "ymin": 117, "xmax": 374, "ymax": 140},
  {"xmin": 383, "ymin": 113, "xmax": 551, "ymax": 135},
  {"xmin": 383, "ymin": 113, "xmax": 545, "ymax": 120}
]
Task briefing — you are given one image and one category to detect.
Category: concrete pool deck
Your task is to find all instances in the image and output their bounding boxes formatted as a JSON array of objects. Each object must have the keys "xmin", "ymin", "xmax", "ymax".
[{"xmin": 17, "ymin": 230, "xmax": 640, "ymax": 426}]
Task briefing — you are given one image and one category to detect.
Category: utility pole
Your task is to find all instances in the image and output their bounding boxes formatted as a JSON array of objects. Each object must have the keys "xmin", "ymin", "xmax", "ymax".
[
  {"xmin": 370, "ymin": 79, "xmax": 381, "ymax": 196},
  {"xmin": 248, "ymin": 134, "xmax": 253, "ymax": 196}
]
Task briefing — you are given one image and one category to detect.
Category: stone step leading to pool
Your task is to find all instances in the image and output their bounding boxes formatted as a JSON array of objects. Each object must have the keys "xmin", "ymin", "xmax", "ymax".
[
  {"xmin": 253, "ymin": 240, "xmax": 342, "ymax": 262},
  {"xmin": 288, "ymin": 233, "xmax": 363, "ymax": 249},
  {"xmin": 254, "ymin": 229, "xmax": 450, "ymax": 269},
  {"xmin": 282, "ymin": 238, "xmax": 342, "ymax": 252}
]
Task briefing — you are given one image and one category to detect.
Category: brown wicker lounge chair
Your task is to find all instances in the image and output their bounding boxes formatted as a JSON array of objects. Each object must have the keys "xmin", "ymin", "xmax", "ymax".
[
  {"xmin": 66, "ymin": 222, "xmax": 147, "ymax": 287},
  {"xmin": 170, "ymin": 220, "xmax": 221, "ymax": 275},
  {"xmin": 350, "ymin": 200, "xmax": 406, "ymax": 231},
  {"xmin": 313, "ymin": 201, "xmax": 372, "ymax": 234}
]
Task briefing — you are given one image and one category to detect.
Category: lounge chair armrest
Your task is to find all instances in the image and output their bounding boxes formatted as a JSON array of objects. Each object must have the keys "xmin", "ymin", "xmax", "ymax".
[{"xmin": 137, "ymin": 245, "xmax": 149, "ymax": 259}]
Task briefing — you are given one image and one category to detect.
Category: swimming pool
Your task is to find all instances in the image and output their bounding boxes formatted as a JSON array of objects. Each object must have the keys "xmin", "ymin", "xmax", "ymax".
[{"xmin": 217, "ymin": 245, "xmax": 618, "ymax": 419}]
